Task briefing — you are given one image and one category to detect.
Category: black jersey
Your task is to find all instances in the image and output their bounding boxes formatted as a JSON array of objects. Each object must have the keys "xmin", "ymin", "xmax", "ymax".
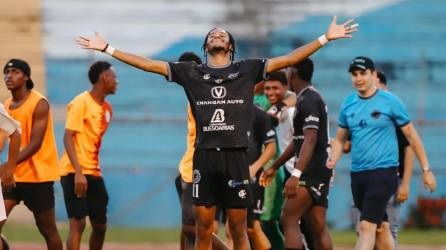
[
  {"xmin": 247, "ymin": 106, "xmax": 276, "ymax": 164},
  {"xmin": 167, "ymin": 59, "xmax": 268, "ymax": 149},
  {"xmin": 293, "ymin": 87, "xmax": 332, "ymax": 184},
  {"xmin": 396, "ymin": 127, "xmax": 409, "ymax": 178}
]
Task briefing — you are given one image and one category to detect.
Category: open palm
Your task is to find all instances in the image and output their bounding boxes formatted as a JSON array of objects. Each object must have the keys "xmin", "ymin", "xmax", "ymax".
[
  {"xmin": 326, "ymin": 16, "xmax": 358, "ymax": 41},
  {"xmin": 76, "ymin": 32, "xmax": 107, "ymax": 51}
]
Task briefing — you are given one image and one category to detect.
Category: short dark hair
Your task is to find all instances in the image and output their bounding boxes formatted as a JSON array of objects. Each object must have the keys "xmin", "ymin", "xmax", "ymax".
[
  {"xmin": 88, "ymin": 61, "xmax": 112, "ymax": 84},
  {"xmin": 178, "ymin": 52, "xmax": 202, "ymax": 64},
  {"xmin": 266, "ymin": 71, "xmax": 287, "ymax": 86},
  {"xmin": 291, "ymin": 58, "xmax": 314, "ymax": 82},
  {"xmin": 377, "ymin": 71, "xmax": 387, "ymax": 85},
  {"xmin": 202, "ymin": 28, "xmax": 236, "ymax": 62}
]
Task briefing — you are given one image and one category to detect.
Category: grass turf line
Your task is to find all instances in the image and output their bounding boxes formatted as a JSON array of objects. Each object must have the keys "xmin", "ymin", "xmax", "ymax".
[{"xmin": 3, "ymin": 223, "xmax": 446, "ymax": 246}]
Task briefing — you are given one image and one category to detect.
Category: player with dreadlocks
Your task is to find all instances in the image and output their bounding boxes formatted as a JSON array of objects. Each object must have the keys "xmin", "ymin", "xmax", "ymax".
[
  {"xmin": 201, "ymin": 28, "xmax": 237, "ymax": 63},
  {"xmin": 77, "ymin": 16, "xmax": 357, "ymax": 250}
]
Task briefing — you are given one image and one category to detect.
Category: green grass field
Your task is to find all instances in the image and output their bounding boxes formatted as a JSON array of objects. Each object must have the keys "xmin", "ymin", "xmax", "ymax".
[{"xmin": 3, "ymin": 223, "xmax": 446, "ymax": 246}]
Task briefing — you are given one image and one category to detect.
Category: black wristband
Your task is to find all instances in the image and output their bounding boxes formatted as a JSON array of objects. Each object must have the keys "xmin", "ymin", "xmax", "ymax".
[{"xmin": 101, "ymin": 43, "xmax": 109, "ymax": 53}]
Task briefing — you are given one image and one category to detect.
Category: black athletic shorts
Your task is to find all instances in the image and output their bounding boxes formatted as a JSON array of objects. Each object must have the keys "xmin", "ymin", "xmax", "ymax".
[
  {"xmin": 3, "ymin": 182, "xmax": 55, "ymax": 213},
  {"xmin": 351, "ymin": 167, "xmax": 398, "ymax": 225},
  {"xmin": 192, "ymin": 148, "xmax": 252, "ymax": 208},
  {"xmin": 61, "ymin": 174, "xmax": 109, "ymax": 224},
  {"xmin": 247, "ymin": 170, "xmax": 265, "ymax": 227},
  {"xmin": 284, "ymin": 170, "xmax": 330, "ymax": 208}
]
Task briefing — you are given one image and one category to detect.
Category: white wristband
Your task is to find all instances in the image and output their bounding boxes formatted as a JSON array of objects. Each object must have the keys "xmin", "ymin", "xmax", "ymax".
[
  {"xmin": 105, "ymin": 45, "xmax": 115, "ymax": 56},
  {"xmin": 422, "ymin": 166, "xmax": 430, "ymax": 172},
  {"xmin": 318, "ymin": 34, "xmax": 329, "ymax": 46},
  {"xmin": 291, "ymin": 168, "xmax": 302, "ymax": 178}
]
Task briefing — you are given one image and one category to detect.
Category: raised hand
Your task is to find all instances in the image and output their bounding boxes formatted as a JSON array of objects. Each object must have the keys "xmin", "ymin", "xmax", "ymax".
[
  {"xmin": 76, "ymin": 32, "xmax": 108, "ymax": 51},
  {"xmin": 326, "ymin": 16, "xmax": 358, "ymax": 41}
]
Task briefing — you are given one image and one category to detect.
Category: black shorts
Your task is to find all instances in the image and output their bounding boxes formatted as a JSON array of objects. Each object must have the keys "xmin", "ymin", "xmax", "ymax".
[
  {"xmin": 61, "ymin": 174, "xmax": 109, "ymax": 224},
  {"xmin": 247, "ymin": 170, "xmax": 265, "ymax": 227},
  {"xmin": 3, "ymin": 182, "xmax": 55, "ymax": 213},
  {"xmin": 351, "ymin": 167, "xmax": 398, "ymax": 225},
  {"xmin": 192, "ymin": 148, "xmax": 252, "ymax": 208},
  {"xmin": 284, "ymin": 170, "xmax": 330, "ymax": 208}
]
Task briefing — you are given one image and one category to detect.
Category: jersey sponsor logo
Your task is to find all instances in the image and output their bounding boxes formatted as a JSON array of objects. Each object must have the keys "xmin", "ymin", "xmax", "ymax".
[
  {"xmin": 228, "ymin": 179, "xmax": 250, "ymax": 188},
  {"xmin": 238, "ymin": 189, "xmax": 247, "ymax": 199},
  {"xmin": 196, "ymin": 99, "xmax": 244, "ymax": 106},
  {"xmin": 305, "ymin": 115, "xmax": 319, "ymax": 123},
  {"xmin": 228, "ymin": 72, "xmax": 239, "ymax": 79},
  {"xmin": 211, "ymin": 86, "xmax": 226, "ymax": 99},
  {"xmin": 210, "ymin": 109, "xmax": 225, "ymax": 123},
  {"xmin": 203, "ymin": 109, "xmax": 235, "ymax": 132},
  {"xmin": 203, "ymin": 74, "xmax": 211, "ymax": 80},
  {"xmin": 203, "ymin": 124, "xmax": 235, "ymax": 131},
  {"xmin": 266, "ymin": 130, "xmax": 275, "ymax": 137}
]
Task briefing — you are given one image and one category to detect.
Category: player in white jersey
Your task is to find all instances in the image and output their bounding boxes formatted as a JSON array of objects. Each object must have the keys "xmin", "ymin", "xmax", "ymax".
[{"xmin": 0, "ymin": 102, "xmax": 21, "ymax": 250}]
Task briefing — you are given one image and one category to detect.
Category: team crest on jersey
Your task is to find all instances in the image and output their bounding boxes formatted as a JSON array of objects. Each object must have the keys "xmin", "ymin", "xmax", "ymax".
[
  {"xmin": 203, "ymin": 74, "xmax": 211, "ymax": 80},
  {"xmin": 359, "ymin": 119, "xmax": 367, "ymax": 128},
  {"xmin": 211, "ymin": 86, "xmax": 226, "ymax": 99},
  {"xmin": 238, "ymin": 189, "xmax": 247, "ymax": 199},
  {"xmin": 105, "ymin": 110, "xmax": 111, "ymax": 123},
  {"xmin": 192, "ymin": 170, "xmax": 201, "ymax": 183}
]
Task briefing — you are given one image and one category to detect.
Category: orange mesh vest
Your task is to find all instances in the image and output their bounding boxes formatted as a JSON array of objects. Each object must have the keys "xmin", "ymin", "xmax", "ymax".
[{"xmin": 4, "ymin": 90, "xmax": 60, "ymax": 182}]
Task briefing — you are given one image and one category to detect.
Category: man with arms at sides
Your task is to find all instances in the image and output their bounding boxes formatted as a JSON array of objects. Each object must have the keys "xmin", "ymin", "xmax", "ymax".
[
  {"xmin": 77, "ymin": 17, "xmax": 357, "ymax": 250},
  {"xmin": 348, "ymin": 70, "xmax": 415, "ymax": 247},
  {"xmin": 0, "ymin": 102, "xmax": 21, "ymax": 250},
  {"xmin": 59, "ymin": 61, "xmax": 117, "ymax": 250},
  {"xmin": 329, "ymin": 57, "xmax": 436, "ymax": 250},
  {"xmin": 175, "ymin": 52, "xmax": 228, "ymax": 250},
  {"xmin": 2, "ymin": 59, "xmax": 62, "ymax": 250},
  {"xmin": 246, "ymin": 105, "xmax": 276, "ymax": 250},
  {"xmin": 262, "ymin": 58, "xmax": 333, "ymax": 250}
]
